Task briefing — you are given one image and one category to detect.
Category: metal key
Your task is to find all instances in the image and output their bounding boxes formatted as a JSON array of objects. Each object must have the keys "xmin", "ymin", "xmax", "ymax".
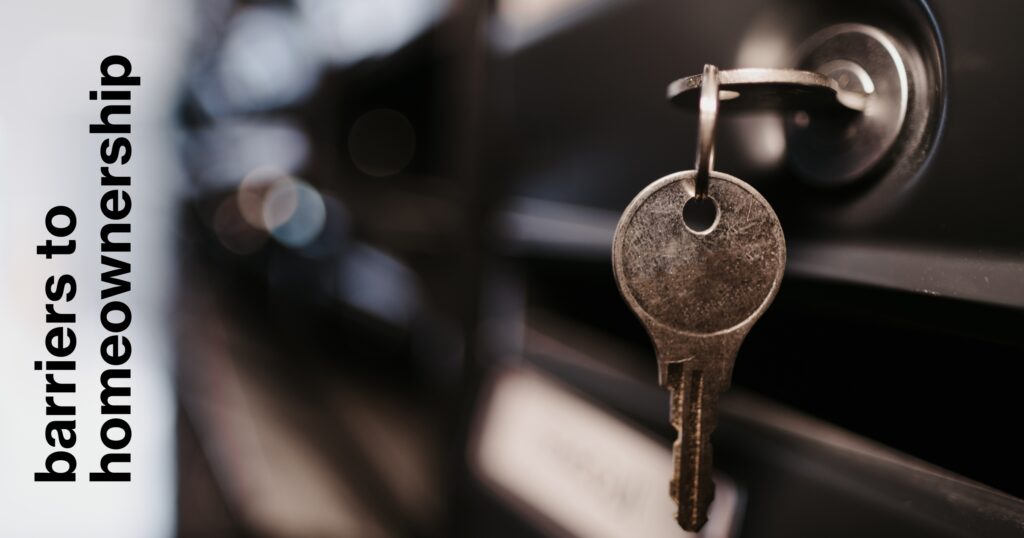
[{"xmin": 612, "ymin": 169, "xmax": 785, "ymax": 530}]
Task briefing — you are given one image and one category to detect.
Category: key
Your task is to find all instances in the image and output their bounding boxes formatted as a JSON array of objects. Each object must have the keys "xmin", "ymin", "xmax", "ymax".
[
  {"xmin": 612, "ymin": 169, "xmax": 785, "ymax": 531},
  {"xmin": 667, "ymin": 67, "xmax": 868, "ymax": 113}
]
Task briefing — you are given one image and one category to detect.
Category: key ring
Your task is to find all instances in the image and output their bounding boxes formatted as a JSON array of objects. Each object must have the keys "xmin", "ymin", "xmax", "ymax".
[{"xmin": 694, "ymin": 64, "xmax": 720, "ymax": 200}]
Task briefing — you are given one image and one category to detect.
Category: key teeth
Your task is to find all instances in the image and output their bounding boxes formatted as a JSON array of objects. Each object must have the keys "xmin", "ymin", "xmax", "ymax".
[
  {"xmin": 677, "ymin": 490, "xmax": 713, "ymax": 532},
  {"xmin": 671, "ymin": 434, "xmax": 716, "ymax": 532},
  {"xmin": 668, "ymin": 365, "xmax": 721, "ymax": 534},
  {"xmin": 674, "ymin": 461, "xmax": 715, "ymax": 532}
]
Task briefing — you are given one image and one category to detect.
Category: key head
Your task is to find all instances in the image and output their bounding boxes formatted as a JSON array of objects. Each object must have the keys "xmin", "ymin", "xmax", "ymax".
[{"xmin": 613, "ymin": 170, "xmax": 786, "ymax": 347}]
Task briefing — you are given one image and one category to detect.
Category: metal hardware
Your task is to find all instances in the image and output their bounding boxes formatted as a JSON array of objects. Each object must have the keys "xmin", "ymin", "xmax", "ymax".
[
  {"xmin": 786, "ymin": 24, "xmax": 909, "ymax": 185},
  {"xmin": 668, "ymin": 23, "xmax": 910, "ymax": 185},
  {"xmin": 694, "ymin": 64, "xmax": 720, "ymax": 199},
  {"xmin": 669, "ymin": 67, "xmax": 867, "ymax": 113}
]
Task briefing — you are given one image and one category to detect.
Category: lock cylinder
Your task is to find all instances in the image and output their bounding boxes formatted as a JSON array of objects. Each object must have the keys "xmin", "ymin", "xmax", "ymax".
[
  {"xmin": 726, "ymin": 0, "xmax": 946, "ymax": 225},
  {"xmin": 785, "ymin": 24, "xmax": 910, "ymax": 186}
]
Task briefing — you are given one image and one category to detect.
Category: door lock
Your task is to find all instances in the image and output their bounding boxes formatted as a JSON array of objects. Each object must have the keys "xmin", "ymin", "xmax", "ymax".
[{"xmin": 668, "ymin": 24, "xmax": 909, "ymax": 186}]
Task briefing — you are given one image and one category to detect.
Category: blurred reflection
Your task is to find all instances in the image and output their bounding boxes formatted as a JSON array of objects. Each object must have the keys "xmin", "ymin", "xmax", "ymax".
[
  {"xmin": 338, "ymin": 244, "xmax": 419, "ymax": 325},
  {"xmin": 473, "ymin": 368, "xmax": 741, "ymax": 538},
  {"xmin": 213, "ymin": 193, "xmax": 269, "ymax": 255},
  {"xmin": 174, "ymin": 0, "xmax": 540, "ymax": 536},
  {"xmin": 185, "ymin": 120, "xmax": 310, "ymax": 189},
  {"xmin": 263, "ymin": 177, "xmax": 328, "ymax": 248},
  {"xmin": 216, "ymin": 7, "xmax": 321, "ymax": 112},
  {"xmin": 297, "ymin": 0, "xmax": 448, "ymax": 65},
  {"xmin": 349, "ymin": 108, "xmax": 418, "ymax": 177}
]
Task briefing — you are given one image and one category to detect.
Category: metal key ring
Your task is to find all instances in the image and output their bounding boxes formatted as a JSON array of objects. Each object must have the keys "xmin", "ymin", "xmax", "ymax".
[{"xmin": 694, "ymin": 64, "xmax": 720, "ymax": 199}]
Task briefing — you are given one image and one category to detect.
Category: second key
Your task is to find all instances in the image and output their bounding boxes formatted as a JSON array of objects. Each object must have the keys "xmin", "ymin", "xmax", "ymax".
[{"xmin": 612, "ymin": 169, "xmax": 786, "ymax": 531}]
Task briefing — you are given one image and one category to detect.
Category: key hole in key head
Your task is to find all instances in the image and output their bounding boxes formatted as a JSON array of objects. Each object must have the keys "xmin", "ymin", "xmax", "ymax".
[{"xmin": 683, "ymin": 196, "xmax": 719, "ymax": 234}]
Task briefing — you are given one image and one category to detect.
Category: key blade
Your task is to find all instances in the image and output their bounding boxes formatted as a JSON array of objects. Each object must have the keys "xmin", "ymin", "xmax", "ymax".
[
  {"xmin": 667, "ymin": 363, "xmax": 721, "ymax": 531},
  {"xmin": 647, "ymin": 279, "xmax": 753, "ymax": 533}
]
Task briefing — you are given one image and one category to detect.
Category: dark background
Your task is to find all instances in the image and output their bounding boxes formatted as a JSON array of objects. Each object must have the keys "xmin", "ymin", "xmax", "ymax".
[{"xmin": 175, "ymin": 0, "xmax": 1024, "ymax": 536}]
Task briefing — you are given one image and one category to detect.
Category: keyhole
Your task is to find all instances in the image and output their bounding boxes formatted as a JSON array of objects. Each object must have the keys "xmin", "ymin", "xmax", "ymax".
[{"xmin": 683, "ymin": 196, "xmax": 719, "ymax": 233}]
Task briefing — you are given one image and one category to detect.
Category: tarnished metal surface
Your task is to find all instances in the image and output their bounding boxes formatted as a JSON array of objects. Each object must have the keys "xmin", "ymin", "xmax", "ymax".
[
  {"xmin": 612, "ymin": 170, "xmax": 785, "ymax": 531},
  {"xmin": 786, "ymin": 24, "xmax": 910, "ymax": 186},
  {"xmin": 694, "ymin": 64, "xmax": 721, "ymax": 200},
  {"xmin": 668, "ymin": 67, "xmax": 867, "ymax": 112}
]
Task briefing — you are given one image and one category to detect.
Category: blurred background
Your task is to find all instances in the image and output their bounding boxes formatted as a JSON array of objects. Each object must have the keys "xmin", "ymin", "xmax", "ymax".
[{"xmin": 3, "ymin": 0, "xmax": 1024, "ymax": 536}]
